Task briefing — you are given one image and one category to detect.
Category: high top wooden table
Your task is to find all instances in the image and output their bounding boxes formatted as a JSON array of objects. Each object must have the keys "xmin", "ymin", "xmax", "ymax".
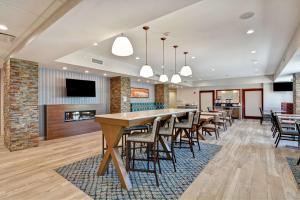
[{"xmin": 95, "ymin": 108, "xmax": 196, "ymax": 190}]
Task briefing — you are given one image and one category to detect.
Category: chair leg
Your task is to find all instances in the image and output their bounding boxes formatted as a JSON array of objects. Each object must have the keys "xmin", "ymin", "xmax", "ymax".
[
  {"xmin": 132, "ymin": 142, "xmax": 136, "ymax": 169},
  {"xmin": 147, "ymin": 144, "xmax": 150, "ymax": 171},
  {"xmin": 275, "ymin": 136, "xmax": 280, "ymax": 148},
  {"xmin": 188, "ymin": 130, "xmax": 195, "ymax": 158},
  {"xmin": 156, "ymin": 140, "xmax": 161, "ymax": 174},
  {"xmin": 153, "ymin": 149, "xmax": 159, "ymax": 187},
  {"xmin": 126, "ymin": 141, "xmax": 130, "ymax": 171},
  {"xmin": 196, "ymin": 131, "xmax": 201, "ymax": 151},
  {"xmin": 171, "ymin": 139, "xmax": 177, "ymax": 171}
]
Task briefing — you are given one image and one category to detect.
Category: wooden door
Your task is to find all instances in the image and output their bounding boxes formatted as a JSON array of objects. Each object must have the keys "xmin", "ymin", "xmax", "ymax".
[
  {"xmin": 199, "ymin": 91, "xmax": 215, "ymax": 111},
  {"xmin": 242, "ymin": 89, "xmax": 263, "ymax": 119}
]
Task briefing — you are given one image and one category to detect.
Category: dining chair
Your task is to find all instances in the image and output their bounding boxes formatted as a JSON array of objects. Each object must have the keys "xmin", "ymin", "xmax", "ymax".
[
  {"xmin": 158, "ymin": 115, "xmax": 177, "ymax": 172},
  {"xmin": 126, "ymin": 117, "xmax": 162, "ymax": 186},
  {"xmin": 274, "ymin": 116, "xmax": 300, "ymax": 148},
  {"xmin": 174, "ymin": 112, "xmax": 196, "ymax": 158},
  {"xmin": 202, "ymin": 115, "xmax": 220, "ymax": 139},
  {"xmin": 101, "ymin": 125, "xmax": 149, "ymax": 156},
  {"xmin": 191, "ymin": 111, "xmax": 201, "ymax": 150},
  {"xmin": 216, "ymin": 111, "xmax": 227, "ymax": 131}
]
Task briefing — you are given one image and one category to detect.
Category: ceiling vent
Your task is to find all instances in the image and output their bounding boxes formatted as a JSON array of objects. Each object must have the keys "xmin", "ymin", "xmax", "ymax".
[
  {"xmin": 0, "ymin": 32, "xmax": 15, "ymax": 43},
  {"xmin": 91, "ymin": 58, "xmax": 103, "ymax": 65}
]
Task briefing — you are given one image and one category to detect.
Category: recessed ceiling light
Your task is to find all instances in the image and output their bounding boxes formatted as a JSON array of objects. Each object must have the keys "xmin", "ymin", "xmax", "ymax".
[
  {"xmin": 191, "ymin": 56, "xmax": 196, "ymax": 59},
  {"xmin": 255, "ymin": 68, "xmax": 259, "ymax": 71},
  {"xmin": 252, "ymin": 60, "xmax": 259, "ymax": 64},
  {"xmin": 251, "ymin": 50, "xmax": 256, "ymax": 54},
  {"xmin": 211, "ymin": 68, "xmax": 215, "ymax": 71},
  {"xmin": 62, "ymin": 66, "xmax": 67, "ymax": 70},
  {"xmin": 0, "ymin": 24, "xmax": 8, "ymax": 31},
  {"xmin": 93, "ymin": 42, "xmax": 98, "ymax": 46},
  {"xmin": 137, "ymin": 79, "xmax": 141, "ymax": 82},
  {"xmin": 198, "ymin": 78, "xmax": 202, "ymax": 80},
  {"xmin": 135, "ymin": 57, "xmax": 140, "ymax": 60},
  {"xmin": 246, "ymin": 29, "xmax": 255, "ymax": 35},
  {"xmin": 85, "ymin": 70, "xmax": 89, "ymax": 73},
  {"xmin": 103, "ymin": 73, "xmax": 107, "ymax": 76},
  {"xmin": 240, "ymin": 12, "xmax": 255, "ymax": 20}
]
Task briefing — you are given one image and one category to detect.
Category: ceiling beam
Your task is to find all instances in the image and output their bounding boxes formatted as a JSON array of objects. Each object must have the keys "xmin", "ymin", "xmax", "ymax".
[{"xmin": 6, "ymin": 0, "xmax": 82, "ymax": 62}]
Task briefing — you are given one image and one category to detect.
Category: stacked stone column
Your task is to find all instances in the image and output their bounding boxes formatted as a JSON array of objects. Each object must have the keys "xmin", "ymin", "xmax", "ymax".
[{"xmin": 3, "ymin": 58, "xmax": 39, "ymax": 151}]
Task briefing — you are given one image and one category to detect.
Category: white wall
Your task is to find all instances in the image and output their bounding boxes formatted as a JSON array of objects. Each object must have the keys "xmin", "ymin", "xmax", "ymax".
[
  {"xmin": 263, "ymin": 83, "xmax": 293, "ymax": 111},
  {"xmin": 177, "ymin": 83, "xmax": 293, "ymax": 112},
  {"xmin": 130, "ymin": 81, "xmax": 155, "ymax": 103},
  {"xmin": 177, "ymin": 83, "xmax": 262, "ymax": 108},
  {"xmin": 39, "ymin": 67, "xmax": 110, "ymax": 136}
]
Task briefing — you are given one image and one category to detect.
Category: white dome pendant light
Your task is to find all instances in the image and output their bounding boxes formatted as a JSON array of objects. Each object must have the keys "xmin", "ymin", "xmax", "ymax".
[
  {"xmin": 159, "ymin": 37, "xmax": 168, "ymax": 82},
  {"xmin": 180, "ymin": 51, "xmax": 192, "ymax": 76},
  {"xmin": 140, "ymin": 26, "xmax": 153, "ymax": 78},
  {"xmin": 112, "ymin": 34, "xmax": 133, "ymax": 56},
  {"xmin": 171, "ymin": 45, "xmax": 181, "ymax": 84}
]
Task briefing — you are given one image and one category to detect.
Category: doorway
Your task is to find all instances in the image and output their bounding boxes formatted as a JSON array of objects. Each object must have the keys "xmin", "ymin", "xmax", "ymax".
[
  {"xmin": 242, "ymin": 88, "xmax": 263, "ymax": 119},
  {"xmin": 199, "ymin": 90, "xmax": 215, "ymax": 111}
]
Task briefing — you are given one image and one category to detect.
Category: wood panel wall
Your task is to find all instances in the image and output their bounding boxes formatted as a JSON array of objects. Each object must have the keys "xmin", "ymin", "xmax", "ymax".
[{"xmin": 45, "ymin": 104, "xmax": 103, "ymax": 140}]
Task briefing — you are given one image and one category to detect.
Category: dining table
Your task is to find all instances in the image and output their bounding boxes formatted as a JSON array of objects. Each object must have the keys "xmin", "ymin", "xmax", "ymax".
[{"xmin": 95, "ymin": 108, "xmax": 210, "ymax": 190}]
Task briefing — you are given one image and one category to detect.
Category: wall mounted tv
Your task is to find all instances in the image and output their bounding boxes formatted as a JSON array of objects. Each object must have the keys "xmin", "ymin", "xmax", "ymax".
[
  {"xmin": 273, "ymin": 82, "xmax": 293, "ymax": 91},
  {"xmin": 66, "ymin": 78, "xmax": 96, "ymax": 97}
]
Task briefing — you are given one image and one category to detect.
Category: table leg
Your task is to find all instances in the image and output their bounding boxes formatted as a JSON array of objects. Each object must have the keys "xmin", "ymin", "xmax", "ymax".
[{"xmin": 97, "ymin": 124, "xmax": 132, "ymax": 191}]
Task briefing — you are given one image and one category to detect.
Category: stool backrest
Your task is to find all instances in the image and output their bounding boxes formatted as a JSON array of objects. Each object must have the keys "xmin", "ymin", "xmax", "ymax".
[
  {"xmin": 167, "ymin": 115, "xmax": 177, "ymax": 135},
  {"xmin": 274, "ymin": 115, "xmax": 283, "ymax": 135},
  {"xmin": 193, "ymin": 111, "xmax": 201, "ymax": 125},
  {"xmin": 187, "ymin": 112, "xmax": 195, "ymax": 128}
]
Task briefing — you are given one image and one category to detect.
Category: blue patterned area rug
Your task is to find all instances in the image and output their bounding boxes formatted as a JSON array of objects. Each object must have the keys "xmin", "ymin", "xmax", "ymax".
[
  {"xmin": 287, "ymin": 157, "xmax": 300, "ymax": 189},
  {"xmin": 56, "ymin": 143, "xmax": 221, "ymax": 200}
]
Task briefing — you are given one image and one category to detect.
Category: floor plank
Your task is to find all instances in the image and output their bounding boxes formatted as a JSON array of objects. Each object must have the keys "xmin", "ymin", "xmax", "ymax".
[{"xmin": 0, "ymin": 120, "xmax": 299, "ymax": 200}]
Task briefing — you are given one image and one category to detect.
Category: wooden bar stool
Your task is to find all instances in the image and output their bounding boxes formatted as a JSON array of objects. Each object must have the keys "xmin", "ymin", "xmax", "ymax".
[
  {"xmin": 126, "ymin": 117, "xmax": 162, "ymax": 187},
  {"xmin": 158, "ymin": 115, "xmax": 177, "ymax": 172},
  {"xmin": 174, "ymin": 112, "xmax": 195, "ymax": 158}
]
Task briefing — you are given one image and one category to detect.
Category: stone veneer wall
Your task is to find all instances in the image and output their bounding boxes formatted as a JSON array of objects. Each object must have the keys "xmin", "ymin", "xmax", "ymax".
[
  {"xmin": 155, "ymin": 84, "xmax": 169, "ymax": 108},
  {"xmin": 293, "ymin": 73, "xmax": 300, "ymax": 114},
  {"xmin": 110, "ymin": 76, "xmax": 131, "ymax": 113},
  {"xmin": 3, "ymin": 58, "xmax": 39, "ymax": 151}
]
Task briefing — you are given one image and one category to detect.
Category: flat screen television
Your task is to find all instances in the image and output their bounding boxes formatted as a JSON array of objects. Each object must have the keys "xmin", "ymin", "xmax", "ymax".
[
  {"xmin": 66, "ymin": 78, "xmax": 96, "ymax": 97},
  {"xmin": 273, "ymin": 82, "xmax": 293, "ymax": 91}
]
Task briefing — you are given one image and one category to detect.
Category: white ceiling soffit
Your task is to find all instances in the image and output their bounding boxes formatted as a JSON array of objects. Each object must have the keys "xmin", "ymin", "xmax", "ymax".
[
  {"xmin": 74, "ymin": 0, "xmax": 300, "ymax": 83},
  {"xmin": 14, "ymin": 0, "xmax": 202, "ymax": 64},
  {"xmin": 193, "ymin": 75, "xmax": 273, "ymax": 87},
  {"xmin": 279, "ymin": 49, "xmax": 300, "ymax": 77},
  {"xmin": 0, "ymin": 0, "xmax": 79, "ymax": 63}
]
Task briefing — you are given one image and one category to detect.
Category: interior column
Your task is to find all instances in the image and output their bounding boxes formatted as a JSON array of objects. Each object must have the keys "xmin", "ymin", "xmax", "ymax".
[
  {"xmin": 293, "ymin": 73, "xmax": 300, "ymax": 114},
  {"xmin": 3, "ymin": 58, "xmax": 39, "ymax": 151},
  {"xmin": 110, "ymin": 76, "xmax": 131, "ymax": 113},
  {"xmin": 155, "ymin": 84, "xmax": 169, "ymax": 108}
]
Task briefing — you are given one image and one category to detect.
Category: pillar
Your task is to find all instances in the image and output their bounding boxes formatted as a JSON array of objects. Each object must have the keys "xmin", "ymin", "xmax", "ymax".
[
  {"xmin": 155, "ymin": 84, "xmax": 169, "ymax": 108},
  {"xmin": 3, "ymin": 58, "xmax": 39, "ymax": 151},
  {"xmin": 110, "ymin": 76, "xmax": 130, "ymax": 113}
]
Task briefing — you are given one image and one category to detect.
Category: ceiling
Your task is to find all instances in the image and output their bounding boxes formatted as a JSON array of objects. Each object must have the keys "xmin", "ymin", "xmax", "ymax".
[
  {"xmin": 80, "ymin": 0, "xmax": 300, "ymax": 82},
  {"xmin": 14, "ymin": 0, "xmax": 201, "ymax": 64},
  {"xmin": 280, "ymin": 49, "xmax": 300, "ymax": 76},
  {"xmin": 9, "ymin": 0, "xmax": 300, "ymax": 86},
  {"xmin": 0, "ymin": 0, "xmax": 64, "ymax": 59}
]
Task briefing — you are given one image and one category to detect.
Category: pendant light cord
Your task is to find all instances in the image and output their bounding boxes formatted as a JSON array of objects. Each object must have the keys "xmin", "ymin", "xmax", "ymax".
[
  {"xmin": 175, "ymin": 47, "xmax": 177, "ymax": 73},
  {"xmin": 145, "ymin": 29, "xmax": 148, "ymax": 65},
  {"xmin": 163, "ymin": 39, "xmax": 165, "ymax": 74}
]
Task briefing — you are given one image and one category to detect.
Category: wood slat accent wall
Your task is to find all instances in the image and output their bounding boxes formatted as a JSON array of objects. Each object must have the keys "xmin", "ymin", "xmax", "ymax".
[{"xmin": 45, "ymin": 104, "xmax": 102, "ymax": 140}]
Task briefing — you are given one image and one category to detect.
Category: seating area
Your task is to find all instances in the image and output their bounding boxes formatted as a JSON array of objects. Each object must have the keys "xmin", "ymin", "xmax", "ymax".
[
  {"xmin": 131, "ymin": 102, "xmax": 165, "ymax": 112},
  {"xmin": 1, "ymin": 1, "xmax": 300, "ymax": 199}
]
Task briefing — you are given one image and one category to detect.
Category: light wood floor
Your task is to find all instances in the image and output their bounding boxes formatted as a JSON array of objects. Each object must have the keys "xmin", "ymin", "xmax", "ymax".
[{"xmin": 0, "ymin": 120, "xmax": 299, "ymax": 200}]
